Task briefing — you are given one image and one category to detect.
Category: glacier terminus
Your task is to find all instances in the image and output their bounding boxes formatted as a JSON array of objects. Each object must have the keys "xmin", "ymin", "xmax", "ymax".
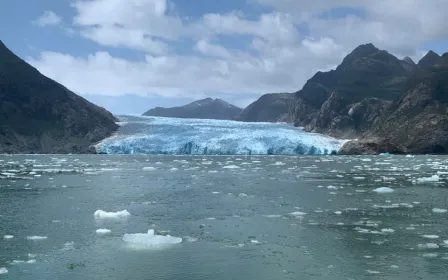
[{"xmin": 96, "ymin": 116, "xmax": 348, "ymax": 155}]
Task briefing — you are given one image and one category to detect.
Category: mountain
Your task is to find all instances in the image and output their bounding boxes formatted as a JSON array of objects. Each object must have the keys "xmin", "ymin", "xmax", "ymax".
[
  {"xmin": 143, "ymin": 98, "xmax": 242, "ymax": 120},
  {"xmin": 0, "ymin": 41, "xmax": 118, "ymax": 154},
  {"xmin": 340, "ymin": 52, "xmax": 448, "ymax": 154},
  {"xmin": 292, "ymin": 43, "xmax": 414, "ymax": 138},
  {"xmin": 235, "ymin": 93, "xmax": 294, "ymax": 122},
  {"xmin": 417, "ymin": 50, "xmax": 442, "ymax": 68}
]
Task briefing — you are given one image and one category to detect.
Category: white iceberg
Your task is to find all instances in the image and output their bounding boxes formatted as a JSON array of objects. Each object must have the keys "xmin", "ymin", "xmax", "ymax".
[
  {"xmin": 26, "ymin": 236, "xmax": 48, "ymax": 240},
  {"xmin": 432, "ymin": 208, "xmax": 447, "ymax": 213},
  {"xmin": 373, "ymin": 187, "xmax": 394, "ymax": 194},
  {"xmin": 94, "ymin": 210, "xmax": 130, "ymax": 219},
  {"xmin": 96, "ymin": 228, "xmax": 111, "ymax": 235},
  {"xmin": 0, "ymin": 268, "xmax": 7, "ymax": 274},
  {"xmin": 122, "ymin": 229, "xmax": 182, "ymax": 248}
]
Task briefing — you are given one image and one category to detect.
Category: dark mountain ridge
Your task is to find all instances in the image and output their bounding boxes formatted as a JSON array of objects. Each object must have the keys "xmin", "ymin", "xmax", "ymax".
[{"xmin": 0, "ymin": 41, "xmax": 118, "ymax": 154}]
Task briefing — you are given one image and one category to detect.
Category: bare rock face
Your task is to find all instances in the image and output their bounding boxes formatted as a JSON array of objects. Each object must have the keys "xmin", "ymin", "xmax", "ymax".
[
  {"xmin": 235, "ymin": 93, "xmax": 294, "ymax": 122},
  {"xmin": 341, "ymin": 53, "xmax": 448, "ymax": 154},
  {"xmin": 293, "ymin": 43, "xmax": 413, "ymax": 137},
  {"xmin": 0, "ymin": 41, "xmax": 118, "ymax": 154},
  {"xmin": 417, "ymin": 50, "xmax": 442, "ymax": 68},
  {"xmin": 143, "ymin": 98, "xmax": 242, "ymax": 120},
  {"xmin": 339, "ymin": 139, "xmax": 403, "ymax": 155}
]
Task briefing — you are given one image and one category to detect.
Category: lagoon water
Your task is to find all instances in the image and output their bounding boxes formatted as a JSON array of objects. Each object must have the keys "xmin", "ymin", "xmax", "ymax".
[{"xmin": 1, "ymin": 154, "xmax": 448, "ymax": 279}]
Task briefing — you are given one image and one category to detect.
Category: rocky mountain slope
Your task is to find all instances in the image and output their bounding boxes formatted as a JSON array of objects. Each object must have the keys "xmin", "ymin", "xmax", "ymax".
[
  {"xmin": 143, "ymin": 98, "xmax": 242, "ymax": 120},
  {"xmin": 235, "ymin": 93, "xmax": 294, "ymax": 122},
  {"xmin": 0, "ymin": 41, "xmax": 118, "ymax": 154},
  {"xmin": 340, "ymin": 52, "xmax": 448, "ymax": 154},
  {"xmin": 292, "ymin": 43, "xmax": 414, "ymax": 138}
]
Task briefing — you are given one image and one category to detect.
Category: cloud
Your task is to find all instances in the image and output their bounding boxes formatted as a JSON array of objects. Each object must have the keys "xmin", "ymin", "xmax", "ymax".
[
  {"xmin": 28, "ymin": 0, "xmax": 446, "ymax": 104},
  {"xmin": 33, "ymin": 11, "xmax": 62, "ymax": 27}
]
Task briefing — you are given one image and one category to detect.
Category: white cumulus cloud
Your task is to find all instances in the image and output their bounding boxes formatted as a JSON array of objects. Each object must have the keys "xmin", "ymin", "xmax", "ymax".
[
  {"xmin": 34, "ymin": 11, "xmax": 62, "ymax": 27},
  {"xmin": 27, "ymin": 0, "xmax": 446, "ymax": 103}
]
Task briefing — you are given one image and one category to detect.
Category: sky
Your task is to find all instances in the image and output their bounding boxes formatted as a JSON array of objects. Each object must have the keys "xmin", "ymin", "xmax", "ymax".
[{"xmin": 1, "ymin": 0, "xmax": 448, "ymax": 115}]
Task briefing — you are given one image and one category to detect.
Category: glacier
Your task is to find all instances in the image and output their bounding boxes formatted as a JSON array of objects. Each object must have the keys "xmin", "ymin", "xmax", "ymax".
[{"xmin": 96, "ymin": 116, "xmax": 348, "ymax": 155}]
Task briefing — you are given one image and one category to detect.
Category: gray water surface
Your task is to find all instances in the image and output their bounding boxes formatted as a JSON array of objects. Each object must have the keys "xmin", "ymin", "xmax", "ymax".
[{"xmin": 1, "ymin": 155, "xmax": 448, "ymax": 279}]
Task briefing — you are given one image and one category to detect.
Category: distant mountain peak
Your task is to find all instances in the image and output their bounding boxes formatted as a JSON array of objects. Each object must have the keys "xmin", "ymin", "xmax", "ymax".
[
  {"xmin": 418, "ymin": 50, "xmax": 442, "ymax": 68},
  {"xmin": 143, "ymin": 97, "xmax": 242, "ymax": 120},
  {"xmin": 403, "ymin": 56, "xmax": 416, "ymax": 65}
]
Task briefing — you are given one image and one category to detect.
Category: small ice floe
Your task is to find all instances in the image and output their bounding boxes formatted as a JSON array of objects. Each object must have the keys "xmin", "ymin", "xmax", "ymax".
[
  {"xmin": 96, "ymin": 228, "xmax": 112, "ymax": 235},
  {"xmin": 390, "ymin": 265, "xmax": 399, "ymax": 269},
  {"xmin": 205, "ymin": 217, "xmax": 216, "ymax": 220},
  {"xmin": 380, "ymin": 228, "xmax": 395, "ymax": 234},
  {"xmin": 211, "ymin": 191, "xmax": 220, "ymax": 194},
  {"xmin": 62, "ymin": 242, "xmax": 75, "ymax": 251},
  {"xmin": 0, "ymin": 268, "xmax": 8, "ymax": 274},
  {"xmin": 353, "ymin": 177, "xmax": 366, "ymax": 180},
  {"xmin": 334, "ymin": 211, "xmax": 342, "ymax": 215},
  {"xmin": 422, "ymin": 253, "xmax": 438, "ymax": 258},
  {"xmin": 183, "ymin": 236, "xmax": 198, "ymax": 242},
  {"xmin": 94, "ymin": 210, "xmax": 130, "ymax": 219},
  {"xmin": 417, "ymin": 243, "xmax": 439, "ymax": 249},
  {"xmin": 250, "ymin": 240, "xmax": 261, "ymax": 244},
  {"xmin": 3, "ymin": 235, "xmax": 13, "ymax": 239},
  {"xmin": 327, "ymin": 185, "xmax": 338, "ymax": 190},
  {"xmin": 142, "ymin": 167, "xmax": 157, "ymax": 171},
  {"xmin": 412, "ymin": 175, "xmax": 440, "ymax": 184},
  {"xmin": 366, "ymin": 270, "xmax": 381, "ymax": 274},
  {"xmin": 238, "ymin": 193, "xmax": 248, "ymax": 198},
  {"xmin": 26, "ymin": 236, "xmax": 48, "ymax": 240},
  {"xmin": 263, "ymin": 214, "xmax": 282, "ymax": 218},
  {"xmin": 223, "ymin": 165, "xmax": 240, "ymax": 169},
  {"xmin": 289, "ymin": 211, "xmax": 307, "ymax": 217},
  {"xmin": 421, "ymin": 235, "xmax": 439, "ymax": 239},
  {"xmin": 381, "ymin": 176, "xmax": 396, "ymax": 181},
  {"xmin": 432, "ymin": 208, "xmax": 448, "ymax": 213},
  {"xmin": 373, "ymin": 187, "xmax": 394, "ymax": 193},
  {"xmin": 122, "ymin": 229, "xmax": 182, "ymax": 248},
  {"xmin": 170, "ymin": 168, "xmax": 179, "ymax": 171},
  {"xmin": 272, "ymin": 162, "xmax": 285, "ymax": 166}
]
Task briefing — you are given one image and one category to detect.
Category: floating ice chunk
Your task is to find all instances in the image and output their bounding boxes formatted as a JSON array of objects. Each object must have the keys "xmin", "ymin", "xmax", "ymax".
[
  {"xmin": 272, "ymin": 162, "xmax": 285, "ymax": 166},
  {"xmin": 26, "ymin": 236, "xmax": 48, "ymax": 240},
  {"xmin": 3, "ymin": 235, "xmax": 13, "ymax": 239},
  {"xmin": 366, "ymin": 270, "xmax": 381, "ymax": 274},
  {"xmin": 290, "ymin": 211, "xmax": 307, "ymax": 216},
  {"xmin": 205, "ymin": 217, "xmax": 216, "ymax": 220},
  {"xmin": 432, "ymin": 208, "xmax": 448, "ymax": 213},
  {"xmin": 212, "ymin": 191, "xmax": 220, "ymax": 194},
  {"xmin": 263, "ymin": 214, "xmax": 282, "ymax": 218},
  {"xmin": 390, "ymin": 265, "xmax": 399, "ymax": 269},
  {"xmin": 223, "ymin": 165, "xmax": 240, "ymax": 169},
  {"xmin": 238, "ymin": 193, "xmax": 248, "ymax": 197},
  {"xmin": 0, "ymin": 268, "xmax": 7, "ymax": 274},
  {"xmin": 250, "ymin": 240, "xmax": 261, "ymax": 244},
  {"xmin": 422, "ymin": 253, "xmax": 438, "ymax": 258},
  {"xmin": 422, "ymin": 235, "xmax": 439, "ymax": 239},
  {"xmin": 142, "ymin": 167, "xmax": 157, "ymax": 171},
  {"xmin": 373, "ymin": 187, "xmax": 395, "ymax": 194},
  {"xmin": 327, "ymin": 185, "xmax": 338, "ymax": 190},
  {"xmin": 96, "ymin": 228, "xmax": 112, "ymax": 235},
  {"xmin": 334, "ymin": 211, "xmax": 342, "ymax": 215},
  {"xmin": 381, "ymin": 228, "xmax": 395, "ymax": 233},
  {"xmin": 413, "ymin": 175, "xmax": 440, "ymax": 184},
  {"xmin": 353, "ymin": 177, "xmax": 365, "ymax": 180},
  {"xmin": 381, "ymin": 176, "xmax": 396, "ymax": 181},
  {"xmin": 170, "ymin": 168, "xmax": 179, "ymax": 171},
  {"xmin": 418, "ymin": 243, "xmax": 439, "ymax": 249},
  {"xmin": 94, "ymin": 210, "xmax": 130, "ymax": 219},
  {"xmin": 122, "ymin": 229, "xmax": 182, "ymax": 247},
  {"xmin": 184, "ymin": 236, "xmax": 198, "ymax": 242}
]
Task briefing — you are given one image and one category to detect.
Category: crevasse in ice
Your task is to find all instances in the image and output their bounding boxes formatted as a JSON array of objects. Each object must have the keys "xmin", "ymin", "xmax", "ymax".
[{"xmin": 96, "ymin": 116, "xmax": 348, "ymax": 155}]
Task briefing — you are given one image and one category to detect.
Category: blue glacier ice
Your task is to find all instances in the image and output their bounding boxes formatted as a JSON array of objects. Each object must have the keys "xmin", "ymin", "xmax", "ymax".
[{"xmin": 96, "ymin": 116, "xmax": 348, "ymax": 155}]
